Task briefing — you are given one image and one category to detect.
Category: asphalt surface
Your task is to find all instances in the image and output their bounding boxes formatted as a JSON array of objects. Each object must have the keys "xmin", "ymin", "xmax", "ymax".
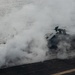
[{"xmin": 0, "ymin": 59, "xmax": 75, "ymax": 75}]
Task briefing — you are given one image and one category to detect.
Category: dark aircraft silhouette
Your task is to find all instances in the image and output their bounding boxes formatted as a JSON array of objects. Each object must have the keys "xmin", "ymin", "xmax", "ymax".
[{"xmin": 46, "ymin": 26, "xmax": 75, "ymax": 53}]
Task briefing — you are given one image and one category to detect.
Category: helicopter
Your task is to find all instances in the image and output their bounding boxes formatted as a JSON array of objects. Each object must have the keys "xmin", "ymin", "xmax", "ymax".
[{"xmin": 46, "ymin": 26, "xmax": 75, "ymax": 53}]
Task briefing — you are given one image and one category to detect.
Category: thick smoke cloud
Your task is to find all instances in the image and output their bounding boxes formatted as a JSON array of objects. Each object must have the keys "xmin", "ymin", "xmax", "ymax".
[{"xmin": 0, "ymin": 0, "xmax": 75, "ymax": 68}]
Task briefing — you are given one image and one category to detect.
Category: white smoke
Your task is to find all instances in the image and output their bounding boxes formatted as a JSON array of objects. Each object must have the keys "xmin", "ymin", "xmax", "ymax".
[{"xmin": 0, "ymin": 0, "xmax": 75, "ymax": 68}]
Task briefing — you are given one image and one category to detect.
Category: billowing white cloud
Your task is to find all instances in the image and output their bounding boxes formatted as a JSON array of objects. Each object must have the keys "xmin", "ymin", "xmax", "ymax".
[{"xmin": 0, "ymin": 0, "xmax": 75, "ymax": 68}]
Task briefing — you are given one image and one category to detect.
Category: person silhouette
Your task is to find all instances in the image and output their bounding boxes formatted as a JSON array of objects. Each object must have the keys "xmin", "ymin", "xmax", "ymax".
[{"xmin": 54, "ymin": 26, "xmax": 59, "ymax": 32}]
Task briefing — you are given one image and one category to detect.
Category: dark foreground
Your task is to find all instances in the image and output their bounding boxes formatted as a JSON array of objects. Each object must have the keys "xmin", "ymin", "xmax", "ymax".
[{"xmin": 0, "ymin": 59, "xmax": 75, "ymax": 75}]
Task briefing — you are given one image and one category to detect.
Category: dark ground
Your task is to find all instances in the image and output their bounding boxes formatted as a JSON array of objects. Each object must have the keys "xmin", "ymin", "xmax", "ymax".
[{"xmin": 0, "ymin": 59, "xmax": 75, "ymax": 75}]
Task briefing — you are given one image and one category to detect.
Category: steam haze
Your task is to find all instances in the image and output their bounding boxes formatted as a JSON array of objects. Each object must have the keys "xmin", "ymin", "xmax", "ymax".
[{"xmin": 0, "ymin": 0, "xmax": 75, "ymax": 68}]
